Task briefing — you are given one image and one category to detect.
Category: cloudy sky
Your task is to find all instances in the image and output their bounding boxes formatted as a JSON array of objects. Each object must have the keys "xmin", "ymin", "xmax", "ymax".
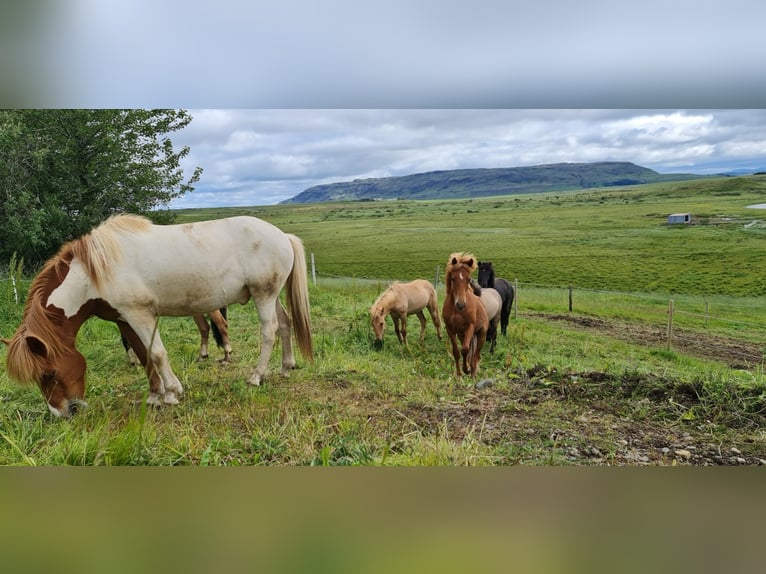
[
  {"xmin": 170, "ymin": 109, "xmax": 766, "ymax": 208},
  {"xmin": 4, "ymin": 1, "xmax": 766, "ymax": 208}
]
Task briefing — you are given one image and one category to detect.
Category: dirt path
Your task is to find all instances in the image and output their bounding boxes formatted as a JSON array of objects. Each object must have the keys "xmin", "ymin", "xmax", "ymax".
[{"xmin": 525, "ymin": 311, "xmax": 763, "ymax": 369}]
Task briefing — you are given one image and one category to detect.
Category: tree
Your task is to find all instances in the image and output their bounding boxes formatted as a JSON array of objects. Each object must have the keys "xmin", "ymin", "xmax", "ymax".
[{"xmin": 0, "ymin": 109, "xmax": 202, "ymax": 268}]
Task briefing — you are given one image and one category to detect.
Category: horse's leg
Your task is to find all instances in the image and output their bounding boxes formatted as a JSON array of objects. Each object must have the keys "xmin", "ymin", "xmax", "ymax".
[
  {"xmin": 248, "ymin": 294, "xmax": 279, "ymax": 386},
  {"xmin": 415, "ymin": 310, "xmax": 427, "ymax": 343},
  {"xmin": 275, "ymin": 300, "xmax": 295, "ymax": 376},
  {"xmin": 392, "ymin": 314, "xmax": 404, "ymax": 344},
  {"xmin": 460, "ymin": 324, "xmax": 476, "ymax": 375},
  {"xmin": 487, "ymin": 317, "xmax": 498, "ymax": 353},
  {"xmin": 209, "ymin": 308, "xmax": 232, "ymax": 363},
  {"xmin": 446, "ymin": 330, "xmax": 462, "ymax": 377},
  {"xmin": 400, "ymin": 314, "xmax": 409, "ymax": 345},
  {"xmin": 472, "ymin": 330, "xmax": 487, "ymax": 377},
  {"xmin": 428, "ymin": 301, "xmax": 443, "ymax": 340},
  {"xmin": 117, "ymin": 322, "xmax": 162, "ymax": 398},
  {"xmin": 121, "ymin": 332, "xmax": 140, "ymax": 366},
  {"xmin": 193, "ymin": 314, "xmax": 210, "ymax": 360},
  {"xmin": 122, "ymin": 312, "xmax": 183, "ymax": 405}
]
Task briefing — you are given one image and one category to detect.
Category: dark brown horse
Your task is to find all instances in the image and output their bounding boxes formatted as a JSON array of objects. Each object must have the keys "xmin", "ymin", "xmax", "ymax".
[{"xmin": 441, "ymin": 252, "xmax": 488, "ymax": 378}]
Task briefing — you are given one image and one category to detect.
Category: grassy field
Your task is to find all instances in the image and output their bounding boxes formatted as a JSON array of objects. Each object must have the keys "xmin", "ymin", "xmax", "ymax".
[{"xmin": 2, "ymin": 175, "xmax": 766, "ymax": 465}]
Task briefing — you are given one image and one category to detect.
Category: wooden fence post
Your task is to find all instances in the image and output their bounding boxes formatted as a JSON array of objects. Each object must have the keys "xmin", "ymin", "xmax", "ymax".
[
  {"xmin": 310, "ymin": 253, "xmax": 316, "ymax": 285},
  {"xmin": 435, "ymin": 265, "xmax": 440, "ymax": 288},
  {"xmin": 514, "ymin": 278, "xmax": 518, "ymax": 319},
  {"xmin": 568, "ymin": 285, "xmax": 573, "ymax": 312},
  {"xmin": 666, "ymin": 299, "xmax": 675, "ymax": 350}
]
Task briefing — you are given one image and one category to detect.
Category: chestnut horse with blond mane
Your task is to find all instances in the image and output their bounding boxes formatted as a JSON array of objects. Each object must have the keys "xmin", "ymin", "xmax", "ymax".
[
  {"xmin": 3, "ymin": 214, "xmax": 313, "ymax": 417},
  {"xmin": 369, "ymin": 279, "xmax": 442, "ymax": 348},
  {"xmin": 441, "ymin": 252, "xmax": 488, "ymax": 378}
]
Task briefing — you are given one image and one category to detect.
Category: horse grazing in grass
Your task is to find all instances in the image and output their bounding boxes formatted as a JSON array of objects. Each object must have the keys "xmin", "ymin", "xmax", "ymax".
[
  {"xmin": 441, "ymin": 252, "xmax": 488, "ymax": 378},
  {"xmin": 121, "ymin": 307, "xmax": 232, "ymax": 365},
  {"xmin": 477, "ymin": 261, "xmax": 515, "ymax": 336},
  {"xmin": 2, "ymin": 214, "xmax": 313, "ymax": 417},
  {"xmin": 370, "ymin": 279, "xmax": 442, "ymax": 348}
]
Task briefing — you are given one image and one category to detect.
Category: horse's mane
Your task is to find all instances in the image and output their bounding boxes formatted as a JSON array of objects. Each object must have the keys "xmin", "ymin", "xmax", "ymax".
[
  {"xmin": 4, "ymin": 214, "xmax": 152, "ymax": 384},
  {"xmin": 370, "ymin": 282, "xmax": 400, "ymax": 315},
  {"xmin": 76, "ymin": 214, "xmax": 152, "ymax": 290},
  {"xmin": 478, "ymin": 261, "xmax": 495, "ymax": 286},
  {"xmin": 446, "ymin": 252, "xmax": 477, "ymax": 273},
  {"xmin": 5, "ymin": 253, "xmax": 73, "ymax": 384}
]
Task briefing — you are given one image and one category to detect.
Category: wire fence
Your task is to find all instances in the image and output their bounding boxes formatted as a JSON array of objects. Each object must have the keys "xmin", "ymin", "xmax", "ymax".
[
  {"xmin": 4, "ymin": 255, "xmax": 766, "ymax": 367},
  {"xmin": 305, "ymin": 256, "xmax": 766, "ymax": 367}
]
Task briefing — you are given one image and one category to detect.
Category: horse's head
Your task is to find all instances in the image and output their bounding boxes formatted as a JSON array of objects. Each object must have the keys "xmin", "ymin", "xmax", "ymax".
[
  {"xmin": 446, "ymin": 253, "xmax": 477, "ymax": 311},
  {"xmin": 3, "ymin": 333, "xmax": 88, "ymax": 418},
  {"xmin": 370, "ymin": 306, "xmax": 386, "ymax": 348},
  {"xmin": 477, "ymin": 261, "xmax": 494, "ymax": 288}
]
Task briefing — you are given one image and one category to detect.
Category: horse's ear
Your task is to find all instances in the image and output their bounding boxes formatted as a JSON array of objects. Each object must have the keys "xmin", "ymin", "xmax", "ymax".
[
  {"xmin": 25, "ymin": 335, "xmax": 49, "ymax": 358},
  {"xmin": 466, "ymin": 258, "xmax": 474, "ymax": 268},
  {"xmin": 451, "ymin": 257, "xmax": 458, "ymax": 266}
]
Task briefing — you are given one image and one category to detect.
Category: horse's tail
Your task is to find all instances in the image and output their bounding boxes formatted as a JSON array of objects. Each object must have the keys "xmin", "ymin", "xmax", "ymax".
[
  {"xmin": 210, "ymin": 306, "xmax": 227, "ymax": 348},
  {"xmin": 286, "ymin": 234, "xmax": 314, "ymax": 361}
]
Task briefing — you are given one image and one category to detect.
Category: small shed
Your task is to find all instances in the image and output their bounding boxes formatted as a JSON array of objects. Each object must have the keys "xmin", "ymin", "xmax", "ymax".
[{"xmin": 667, "ymin": 213, "xmax": 692, "ymax": 225}]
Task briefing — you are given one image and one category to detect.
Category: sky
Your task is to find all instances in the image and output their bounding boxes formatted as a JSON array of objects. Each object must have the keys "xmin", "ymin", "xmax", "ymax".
[
  {"xmin": 169, "ymin": 109, "xmax": 766, "ymax": 208},
  {"xmin": 3, "ymin": 1, "xmax": 766, "ymax": 208}
]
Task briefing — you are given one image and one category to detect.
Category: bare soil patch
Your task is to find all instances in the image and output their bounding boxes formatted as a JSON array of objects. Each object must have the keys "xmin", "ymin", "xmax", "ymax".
[{"xmin": 526, "ymin": 311, "xmax": 763, "ymax": 369}]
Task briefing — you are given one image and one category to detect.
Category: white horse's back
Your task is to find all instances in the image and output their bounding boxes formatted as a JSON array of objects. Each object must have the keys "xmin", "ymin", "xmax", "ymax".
[
  {"xmin": 108, "ymin": 216, "xmax": 294, "ymax": 315},
  {"xmin": 479, "ymin": 288, "xmax": 502, "ymax": 322}
]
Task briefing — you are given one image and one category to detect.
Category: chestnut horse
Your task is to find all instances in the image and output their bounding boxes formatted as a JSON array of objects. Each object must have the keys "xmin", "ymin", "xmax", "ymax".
[
  {"xmin": 122, "ymin": 307, "xmax": 232, "ymax": 365},
  {"xmin": 477, "ymin": 261, "xmax": 514, "ymax": 336},
  {"xmin": 3, "ymin": 214, "xmax": 313, "ymax": 417},
  {"xmin": 441, "ymin": 252, "xmax": 488, "ymax": 378},
  {"xmin": 369, "ymin": 279, "xmax": 442, "ymax": 348}
]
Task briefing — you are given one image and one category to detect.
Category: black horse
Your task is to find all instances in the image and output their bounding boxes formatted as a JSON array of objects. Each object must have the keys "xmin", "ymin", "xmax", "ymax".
[{"xmin": 477, "ymin": 261, "xmax": 514, "ymax": 336}]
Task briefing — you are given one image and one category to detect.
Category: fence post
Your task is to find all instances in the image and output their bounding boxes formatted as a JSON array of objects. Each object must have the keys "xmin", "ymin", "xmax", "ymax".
[
  {"xmin": 435, "ymin": 265, "xmax": 440, "ymax": 288},
  {"xmin": 12, "ymin": 275, "xmax": 19, "ymax": 305},
  {"xmin": 310, "ymin": 253, "xmax": 316, "ymax": 285},
  {"xmin": 568, "ymin": 285, "xmax": 573, "ymax": 312},
  {"xmin": 666, "ymin": 299, "xmax": 675, "ymax": 350},
  {"xmin": 514, "ymin": 278, "xmax": 518, "ymax": 319},
  {"xmin": 705, "ymin": 299, "xmax": 709, "ymax": 327}
]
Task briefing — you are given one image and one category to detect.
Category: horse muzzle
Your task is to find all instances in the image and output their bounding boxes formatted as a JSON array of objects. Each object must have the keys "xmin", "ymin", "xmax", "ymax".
[
  {"xmin": 455, "ymin": 299, "xmax": 466, "ymax": 311},
  {"xmin": 48, "ymin": 398, "xmax": 89, "ymax": 418}
]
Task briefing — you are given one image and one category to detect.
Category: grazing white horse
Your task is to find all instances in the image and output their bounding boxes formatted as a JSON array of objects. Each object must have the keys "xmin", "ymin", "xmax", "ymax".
[{"xmin": 3, "ymin": 214, "xmax": 313, "ymax": 417}]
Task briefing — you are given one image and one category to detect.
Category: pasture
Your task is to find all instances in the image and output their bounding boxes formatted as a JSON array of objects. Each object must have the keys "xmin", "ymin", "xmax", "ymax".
[{"xmin": 2, "ymin": 175, "xmax": 766, "ymax": 465}]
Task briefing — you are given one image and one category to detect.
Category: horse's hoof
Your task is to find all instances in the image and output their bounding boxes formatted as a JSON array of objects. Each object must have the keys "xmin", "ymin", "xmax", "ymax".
[
  {"xmin": 197, "ymin": 354, "xmax": 209, "ymax": 362},
  {"xmin": 147, "ymin": 393, "xmax": 163, "ymax": 407},
  {"xmin": 163, "ymin": 392, "xmax": 180, "ymax": 405},
  {"xmin": 248, "ymin": 374, "xmax": 262, "ymax": 386}
]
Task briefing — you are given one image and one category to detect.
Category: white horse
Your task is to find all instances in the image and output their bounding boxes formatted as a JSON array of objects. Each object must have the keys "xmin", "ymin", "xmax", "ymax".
[{"xmin": 3, "ymin": 214, "xmax": 313, "ymax": 417}]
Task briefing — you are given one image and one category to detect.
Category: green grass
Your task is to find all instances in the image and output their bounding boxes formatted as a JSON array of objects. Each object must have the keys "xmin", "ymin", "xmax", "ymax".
[{"xmin": 3, "ymin": 176, "xmax": 766, "ymax": 465}]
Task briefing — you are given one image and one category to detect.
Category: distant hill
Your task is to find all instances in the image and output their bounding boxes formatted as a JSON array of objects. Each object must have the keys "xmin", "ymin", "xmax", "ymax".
[{"xmin": 282, "ymin": 161, "xmax": 717, "ymax": 204}]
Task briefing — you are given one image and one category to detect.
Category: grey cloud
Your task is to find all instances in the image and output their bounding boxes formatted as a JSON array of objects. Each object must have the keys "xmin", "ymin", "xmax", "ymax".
[{"xmin": 171, "ymin": 109, "xmax": 766, "ymax": 208}]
